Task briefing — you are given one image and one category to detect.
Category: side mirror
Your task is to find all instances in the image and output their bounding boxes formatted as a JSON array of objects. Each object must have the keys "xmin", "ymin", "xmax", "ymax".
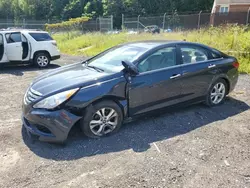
[{"xmin": 122, "ymin": 60, "xmax": 139, "ymax": 75}]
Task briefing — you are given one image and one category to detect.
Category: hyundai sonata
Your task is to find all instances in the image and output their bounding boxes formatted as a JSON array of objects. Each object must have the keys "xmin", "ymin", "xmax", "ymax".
[{"xmin": 22, "ymin": 41, "xmax": 239, "ymax": 142}]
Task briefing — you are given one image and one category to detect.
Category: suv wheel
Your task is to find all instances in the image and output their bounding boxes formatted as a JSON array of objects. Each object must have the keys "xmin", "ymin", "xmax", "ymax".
[
  {"xmin": 81, "ymin": 100, "xmax": 123, "ymax": 138},
  {"xmin": 205, "ymin": 79, "xmax": 227, "ymax": 106},
  {"xmin": 34, "ymin": 53, "xmax": 50, "ymax": 68}
]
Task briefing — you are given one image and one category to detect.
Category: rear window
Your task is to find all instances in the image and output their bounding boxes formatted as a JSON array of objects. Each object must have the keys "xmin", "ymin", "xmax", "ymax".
[
  {"xmin": 211, "ymin": 48, "xmax": 226, "ymax": 59},
  {"xmin": 29, "ymin": 33, "xmax": 53, "ymax": 41}
]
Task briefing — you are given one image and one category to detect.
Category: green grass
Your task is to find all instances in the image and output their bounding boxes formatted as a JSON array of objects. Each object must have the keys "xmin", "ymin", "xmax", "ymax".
[{"xmin": 53, "ymin": 25, "xmax": 250, "ymax": 73}]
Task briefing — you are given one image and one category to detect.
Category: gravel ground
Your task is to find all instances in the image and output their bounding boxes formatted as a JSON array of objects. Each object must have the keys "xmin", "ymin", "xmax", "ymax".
[{"xmin": 0, "ymin": 55, "xmax": 250, "ymax": 188}]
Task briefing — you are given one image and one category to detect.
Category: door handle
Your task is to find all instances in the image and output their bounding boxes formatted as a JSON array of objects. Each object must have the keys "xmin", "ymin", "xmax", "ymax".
[
  {"xmin": 170, "ymin": 74, "xmax": 181, "ymax": 79},
  {"xmin": 208, "ymin": 64, "xmax": 216, "ymax": 68}
]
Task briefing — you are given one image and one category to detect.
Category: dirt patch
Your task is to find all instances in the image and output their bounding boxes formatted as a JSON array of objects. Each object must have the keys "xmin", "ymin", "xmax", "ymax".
[{"xmin": 0, "ymin": 56, "xmax": 249, "ymax": 188}]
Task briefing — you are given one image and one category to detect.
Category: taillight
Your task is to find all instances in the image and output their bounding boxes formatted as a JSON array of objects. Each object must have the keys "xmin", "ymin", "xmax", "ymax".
[
  {"xmin": 52, "ymin": 41, "xmax": 57, "ymax": 46},
  {"xmin": 233, "ymin": 62, "xmax": 239, "ymax": 69}
]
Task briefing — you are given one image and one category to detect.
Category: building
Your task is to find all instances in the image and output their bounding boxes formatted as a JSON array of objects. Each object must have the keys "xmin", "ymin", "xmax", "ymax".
[{"xmin": 210, "ymin": 0, "xmax": 250, "ymax": 25}]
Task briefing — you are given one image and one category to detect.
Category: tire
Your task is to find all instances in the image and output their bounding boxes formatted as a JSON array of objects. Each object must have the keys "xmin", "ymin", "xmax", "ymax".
[
  {"xmin": 34, "ymin": 52, "xmax": 50, "ymax": 68},
  {"xmin": 205, "ymin": 79, "xmax": 228, "ymax": 107},
  {"xmin": 80, "ymin": 100, "xmax": 123, "ymax": 138}
]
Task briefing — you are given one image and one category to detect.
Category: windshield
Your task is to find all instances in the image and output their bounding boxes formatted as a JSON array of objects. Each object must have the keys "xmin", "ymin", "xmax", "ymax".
[{"xmin": 86, "ymin": 45, "xmax": 148, "ymax": 72}]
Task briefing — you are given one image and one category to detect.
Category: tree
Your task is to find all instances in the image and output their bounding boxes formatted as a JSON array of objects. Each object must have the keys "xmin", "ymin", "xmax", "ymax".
[
  {"xmin": 0, "ymin": 0, "xmax": 214, "ymax": 27},
  {"xmin": 62, "ymin": 0, "xmax": 86, "ymax": 20},
  {"xmin": 83, "ymin": 0, "xmax": 103, "ymax": 18}
]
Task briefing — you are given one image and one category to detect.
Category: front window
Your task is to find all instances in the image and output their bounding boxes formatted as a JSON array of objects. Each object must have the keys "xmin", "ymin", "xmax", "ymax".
[
  {"xmin": 86, "ymin": 45, "xmax": 148, "ymax": 72},
  {"xmin": 138, "ymin": 47, "xmax": 177, "ymax": 73}
]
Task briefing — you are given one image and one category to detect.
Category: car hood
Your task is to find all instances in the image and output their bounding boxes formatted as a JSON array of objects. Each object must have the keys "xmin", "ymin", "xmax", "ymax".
[{"xmin": 31, "ymin": 63, "xmax": 112, "ymax": 96}]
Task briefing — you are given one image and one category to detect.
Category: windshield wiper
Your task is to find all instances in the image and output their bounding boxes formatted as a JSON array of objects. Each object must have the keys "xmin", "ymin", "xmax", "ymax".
[{"xmin": 86, "ymin": 64, "xmax": 104, "ymax": 72}]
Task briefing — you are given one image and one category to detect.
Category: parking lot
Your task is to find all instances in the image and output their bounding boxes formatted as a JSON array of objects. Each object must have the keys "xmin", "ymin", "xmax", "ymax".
[{"xmin": 0, "ymin": 55, "xmax": 250, "ymax": 188}]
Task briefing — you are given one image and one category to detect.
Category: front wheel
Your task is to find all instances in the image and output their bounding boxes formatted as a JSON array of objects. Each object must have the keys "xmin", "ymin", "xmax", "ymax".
[
  {"xmin": 205, "ymin": 79, "xmax": 227, "ymax": 107},
  {"xmin": 34, "ymin": 53, "xmax": 50, "ymax": 68},
  {"xmin": 80, "ymin": 100, "xmax": 123, "ymax": 138}
]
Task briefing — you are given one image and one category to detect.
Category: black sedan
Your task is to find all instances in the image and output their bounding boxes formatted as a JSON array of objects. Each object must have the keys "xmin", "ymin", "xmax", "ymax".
[{"xmin": 22, "ymin": 41, "xmax": 239, "ymax": 143}]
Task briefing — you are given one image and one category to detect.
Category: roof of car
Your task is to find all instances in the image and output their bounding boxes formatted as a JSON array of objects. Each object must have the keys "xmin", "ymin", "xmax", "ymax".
[
  {"xmin": 0, "ymin": 29, "xmax": 48, "ymax": 34},
  {"xmin": 124, "ymin": 40, "xmax": 204, "ymax": 50}
]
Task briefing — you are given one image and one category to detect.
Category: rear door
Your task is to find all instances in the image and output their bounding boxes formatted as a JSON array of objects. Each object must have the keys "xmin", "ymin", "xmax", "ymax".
[
  {"xmin": 128, "ymin": 45, "xmax": 183, "ymax": 116},
  {"xmin": 177, "ymin": 44, "xmax": 217, "ymax": 101},
  {"xmin": 0, "ymin": 34, "xmax": 4, "ymax": 62},
  {"xmin": 21, "ymin": 34, "xmax": 30, "ymax": 60},
  {"xmin": 5, "ymin": 32, "xmax": 22, "ymax": 61}
]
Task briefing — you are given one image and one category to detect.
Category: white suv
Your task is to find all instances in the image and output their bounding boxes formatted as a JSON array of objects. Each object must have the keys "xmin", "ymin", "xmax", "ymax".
[{"xmin": 0, "ymin": 29, "xmax": 60, "ymax": 68}]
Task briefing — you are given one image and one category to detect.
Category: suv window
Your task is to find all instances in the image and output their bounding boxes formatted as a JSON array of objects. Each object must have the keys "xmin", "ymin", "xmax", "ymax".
[
  {"xmin": 29, "ymin": 33, "xmax": 53, "ymax": 41},
  {"xmin": 138, "ymin": 47, "xmax": 176, "ymax": 72},
  {"xmin": 180, "ymin": 46, "xmax": 208, "ymax": 64},
  {"xmin": 6, "ymin": 32, "xmax": 22, "ymax": 43}
]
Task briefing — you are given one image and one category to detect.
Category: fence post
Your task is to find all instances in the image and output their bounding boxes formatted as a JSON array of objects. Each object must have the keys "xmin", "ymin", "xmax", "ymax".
[
  {"xmin": 99, "ymin": 16, "xmax": 101, "ymax": 32},
  {"xmin": 198, "ymin": 11, "xmax": 202, "ymax": 29},
  {"xmin": 111, "ymin": 15, "xmax": 113, "ymax": 31},
  {"xmin": 163, "ymin": 13, "xmax": 167, "ymax": 30},
  {"xmin": 247, "ymin": 7, "xmax": 250, "ymax": 25},
  {"xmin": 122, "ymin": 14, "xmax": 124, "ymax": 30},
  {"xmin": 6, "ymin": 16, "xmax": 8, "ymax": 28},
  {"xmin": 22, "ymin": 18, "xmax": 25, "ymax": 28},
  {"xmin": 96, "ymin": 17, "xmax": 98, "ymax": 31},
  {"xmin": 137, "ymin": 15, "xmax": 140, "ymax": 31}
]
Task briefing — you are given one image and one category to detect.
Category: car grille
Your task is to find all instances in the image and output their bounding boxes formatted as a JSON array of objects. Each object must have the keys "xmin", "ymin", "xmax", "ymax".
[{"xmin": 25, "ymin": 88, "xmax": 43, "ymax": 104}]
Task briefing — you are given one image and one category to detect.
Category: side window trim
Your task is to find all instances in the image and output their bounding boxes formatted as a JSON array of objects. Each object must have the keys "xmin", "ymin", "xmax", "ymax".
[
  {"xmin": 0, "ymin": 33, "xmax": 3, "ymax": 45},
  {"xmin": 5, "ymin": 33, "xmax": 10, "ymax": 43},
  {"xmin": 138, "ymin": 64, "xmax": 182, "ymax": 76},
  {"xmin": 136, "ymin": 45, "xmax": 178, "ymax": 73},
  {"xmin": 21, "ymin": 34, "xmax": 28, "ymax": 42}
]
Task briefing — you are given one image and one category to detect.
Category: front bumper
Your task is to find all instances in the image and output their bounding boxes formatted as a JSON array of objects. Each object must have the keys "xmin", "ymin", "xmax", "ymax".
[
  {"xmin": 22, "ymin": 108, "xmax": 81, "ymax": 143},
  {"xmin": 51, "ymin": 55, "xmax": 61, "ymax": 61}
]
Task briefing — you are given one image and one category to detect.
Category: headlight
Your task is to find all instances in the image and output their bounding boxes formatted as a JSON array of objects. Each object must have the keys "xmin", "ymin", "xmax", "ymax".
[{"xmin": 33, "ymin": 88, "xmax": 79, "ymax": 109}]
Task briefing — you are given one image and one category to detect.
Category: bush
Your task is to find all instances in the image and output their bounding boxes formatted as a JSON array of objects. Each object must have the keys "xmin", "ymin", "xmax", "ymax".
[{"xmin": 45, "ymin": 17, "xmax": 89, "ymax": 33}]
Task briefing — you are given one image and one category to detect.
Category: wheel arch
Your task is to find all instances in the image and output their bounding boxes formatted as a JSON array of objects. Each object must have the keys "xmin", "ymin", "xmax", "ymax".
[
  {"xmin": 89, "ymin": 95, "xmax": 128, "ymax": 118},
  {"xmin": 220, "ymin": 77, "xmax": 230, "ymax": 95},
  {"xmin": 33, "ymin": 50, "xmax": 51, "ymax": 60},
  {"xmin": 209, "ymin": 75, "xmax": 231, "ymax": 95}
]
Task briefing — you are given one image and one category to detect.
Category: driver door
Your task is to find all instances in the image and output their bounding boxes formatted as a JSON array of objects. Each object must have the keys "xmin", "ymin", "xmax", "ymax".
[
  {"xmin": 5, "ymin": 32, "xmax": 22, "ymax": 61},
  {"xmin": 128, "ymin": 46, "xmax": 182, "ymax": 116}
]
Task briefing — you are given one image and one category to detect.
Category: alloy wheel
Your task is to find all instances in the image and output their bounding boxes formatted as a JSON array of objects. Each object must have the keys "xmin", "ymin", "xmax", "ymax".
[
  {"xmin": 37, "ymin": 56, "xmax": 49, "ymax": 67},
  {"xmin": 89, "ymin": 108, "xmax": 119, "ymax": 136},
  {"xmin": 210, "ymin": 82, "xmax": 226, "ymax": 104}
]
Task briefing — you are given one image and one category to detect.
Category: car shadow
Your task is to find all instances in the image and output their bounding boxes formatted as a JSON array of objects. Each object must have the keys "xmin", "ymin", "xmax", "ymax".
[
  {"xmin": 22, "ymin": 97, "xmax": 249, "ymax": 161},
  {"xmin": 0, "ymin": 63, "xmax": 61, "ymax": 76}
]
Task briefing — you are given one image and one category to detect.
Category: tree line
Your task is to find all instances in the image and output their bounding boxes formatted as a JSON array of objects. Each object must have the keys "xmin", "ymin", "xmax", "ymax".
[{"xmin": 0, "ymin": 0, "xmax": 214, "ymax": 27}]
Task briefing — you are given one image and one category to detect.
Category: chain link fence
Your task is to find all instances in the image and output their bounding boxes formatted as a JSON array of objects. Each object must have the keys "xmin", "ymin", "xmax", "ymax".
[
  {"xmin": 0, "ymin": 19, "xmax": 49, "ymax": 30},
  {"xmin": 1, "ymin": 11, "xmax": 250, "ymax": 32},
  {"xmin": 0, "ymin": 16, "xmax": 113, "ymax": 32},
  {"xmin": 122, "ymin": 11, "xmax": 250, "ymax": 31}
]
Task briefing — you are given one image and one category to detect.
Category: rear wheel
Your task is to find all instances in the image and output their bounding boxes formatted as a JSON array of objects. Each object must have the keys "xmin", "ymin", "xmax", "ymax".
[
  {"xmin": 34, "ymin": 53, "xmax": 50, "ymax": 68},
  {"xmin": 205, "ymin": 79, "xmax": 227, "ymax": 106},
  {"xmin": 80, "ymin": 100, "xmax": 123, "ymax": 138}
]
